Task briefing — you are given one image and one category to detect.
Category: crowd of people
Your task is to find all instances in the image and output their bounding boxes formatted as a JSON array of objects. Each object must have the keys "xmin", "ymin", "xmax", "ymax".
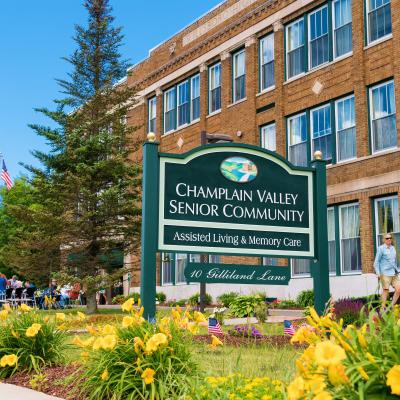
[{"xmin": 0, "ymin": 274, "xmax": 80, "ymax": 309}]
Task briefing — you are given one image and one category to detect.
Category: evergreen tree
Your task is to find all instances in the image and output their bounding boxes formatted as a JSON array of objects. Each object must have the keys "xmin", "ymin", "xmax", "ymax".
[{"xmin": 16, "ymin": 0, "xmax": 140, "ymax": 312}]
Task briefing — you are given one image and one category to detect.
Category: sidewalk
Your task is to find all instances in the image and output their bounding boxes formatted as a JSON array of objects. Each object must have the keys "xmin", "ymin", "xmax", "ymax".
[{"xmin": 0, "ymin": 384, "xmax": 64, "ymax": 400}]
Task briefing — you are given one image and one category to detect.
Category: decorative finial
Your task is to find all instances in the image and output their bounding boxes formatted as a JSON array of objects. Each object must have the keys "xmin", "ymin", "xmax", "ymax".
[
  {"xmin": 314, "ymin": 150, "xmax": 323, "ymax": 160},
  {"xmin": 147, "ymin": 132, "xmax": 156, "ymax": 142}
]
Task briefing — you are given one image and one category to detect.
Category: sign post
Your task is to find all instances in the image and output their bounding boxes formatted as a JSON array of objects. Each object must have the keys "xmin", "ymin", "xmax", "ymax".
[
  {"xmin": 140, "ymin": 133, "xmax": 159, "ymax": 321},
  {"xmin": 311, "ymin": 151, "xmax": 330, "ymax": 314}
]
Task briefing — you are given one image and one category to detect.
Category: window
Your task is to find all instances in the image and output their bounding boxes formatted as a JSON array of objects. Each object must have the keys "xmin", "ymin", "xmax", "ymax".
[
  {"xmin": 333, "ymin": 0, "xmax": 353, "ymax": 57},
  {"xmin": 163, "ymin": 74, "xmax": 201, "ymax": 134},
  {"xmin": 191, "ymin": 75, "xmax": 200, "ymax": 121},
  {"xmin": 261, "ymin": 123, "xmax": 276, "ymax": 151},
  {"xmin": 367, "ymin": 0, "xmax": 392, "ymax": 44},
  {"xmin": 311, "ymin": 104, "xmax": 332, "ymax": 162},
  {"xmin": 260, "ymin": 34, "xmax": 275, "ymax": 91},
  {"xmin": 327, "ymin": 207, "xmax": 337, "ymax": 274},
  {"xmin": 175, "ymin": 253, "xmax": 187, "ymax": 284},
  {"xmin": 339, "ymin": 203, "xmax": 361, "ymax": 273},
  {"xmin": 374, "ymin": 196, "xmax": 400, "ymax": 263},
  {"xmin": 288, "ymin": 113, "xmax": 308, "ymax": 166},
  {"xmin": 309, "ymin": 6, "xmax": 329, "ymax": 69},
  {"xmin": 291, "ymin": 259, "xmax": 311, "ymax": 277},
  {"xmin": 286, "ymin": 19, "xmax": 305, "ymax": 79},
  {"xmin": 369, "ymin": 80, "xmax": 397, "ymax": 153},
  {"xmin": 209, "ymin": 63, "xmax": 221, "ymax": 114},
  {"xmin": 161, "ymin": 253, "xmax": 174, "ymax": 285},
  {"xmin": 177, "ymin": 81, "xmax": 189, "ymax": 127},
  {"xmin": 164, "ymin": 88, "xmax": 176, "ymax": 133},
  {"xmin": 148, "ymin": 97, "xmax": 156, "ymax": 133},
  {"xmin": 233, "ymin": 49, "xmax": 246, "ymax": 102},
  {"xmin": 335, "ymin": 95, "xmax": 356, "ymax": 161}
]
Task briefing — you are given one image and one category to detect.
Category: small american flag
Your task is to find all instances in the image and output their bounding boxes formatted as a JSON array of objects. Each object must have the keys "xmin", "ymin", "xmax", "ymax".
[
  {"xmin": 208, "ymin": 317, "xmax": 223, "ymax": 335},
  {"xmin": 1, "ymin": 160, "xmax": 13, "ymax": 190},
  {"xmin": 283, "ymin": 320, "xmax": 296, "ymax": 336}
]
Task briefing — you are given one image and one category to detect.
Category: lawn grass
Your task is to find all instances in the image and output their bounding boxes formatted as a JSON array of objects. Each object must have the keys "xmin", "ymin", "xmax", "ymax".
[{"xmin": 192, "ymin": 342, "xmax": 298, "ymax": 382}]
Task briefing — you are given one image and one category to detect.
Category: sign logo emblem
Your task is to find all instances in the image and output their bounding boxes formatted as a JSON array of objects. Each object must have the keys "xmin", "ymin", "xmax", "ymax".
[{"xmin": 220, "ymin": 156, "xmax": 258, "ymax": 183}]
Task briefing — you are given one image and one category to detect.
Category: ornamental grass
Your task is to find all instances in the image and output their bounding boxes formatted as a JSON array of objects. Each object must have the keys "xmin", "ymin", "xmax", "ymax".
[
  {"xmin": 0, "ymin": 305, "xmax": 68, "ymax": 377},
  {"xmin": 288, "ymin": 306, "xmax": 400, "ymax": 399},
  {"xmin": 77, "ymin": 300, "xmax": 204, "ymax": 400}
]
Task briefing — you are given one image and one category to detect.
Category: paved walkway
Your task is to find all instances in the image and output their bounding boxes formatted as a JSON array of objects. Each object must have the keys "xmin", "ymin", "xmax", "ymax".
[{"xmin": 0, "ymin": 384, "xmax": 64, "ymax": 400}]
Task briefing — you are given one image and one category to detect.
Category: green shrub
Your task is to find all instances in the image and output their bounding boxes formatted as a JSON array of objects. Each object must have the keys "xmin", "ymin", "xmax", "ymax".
[
  {"xmin": 254, "ymin": 302, "xmax": 268, "ymax": 323},
  {"xmin": 188, "ymin": 293, "xmax": 212, "ymax": 306},
  {"xmin": 79, "ymin": 307, "xmax": 199, "ymax": 399},
  {"xmin": 296, "ymin": 290, "xmax": 314, "ymax": 308},
  {"xmin": 229, "ymin": 295, "xmax": 264, "ymax": 318},
  {"xmin": 112, "ymin": 293, "xmax": 140, "ymax": 305},
  {"xmin": 0, "ymin": 308, "xmax": 68, "ymax": 377},
  {"xmin": 217, "ymin": 292, "xmax": 239, "ymax": 307},
  {"xmin": 169, "ymin": 299, "xmax": 187, "ymax": 307},
  {"xmin": 156, "ymin": 292, "xmax": 166, "ymax": 303}
]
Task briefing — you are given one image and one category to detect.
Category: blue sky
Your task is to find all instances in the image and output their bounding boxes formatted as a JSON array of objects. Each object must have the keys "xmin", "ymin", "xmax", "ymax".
[{"xmin": 0, "ymin": 0, "xmax": 222, "ymax": 182}]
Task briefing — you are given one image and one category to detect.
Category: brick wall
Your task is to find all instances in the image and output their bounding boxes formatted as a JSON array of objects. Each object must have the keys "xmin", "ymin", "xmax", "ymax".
[{"xmin": 126, "ymin": 0, "xmax": 400, "ymax": 289}]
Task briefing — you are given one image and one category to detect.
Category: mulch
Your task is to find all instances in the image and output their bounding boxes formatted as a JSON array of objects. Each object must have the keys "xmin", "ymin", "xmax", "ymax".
[{"xmin": 3, "ymin": 364, "xmax": 82, "ymax": 400}]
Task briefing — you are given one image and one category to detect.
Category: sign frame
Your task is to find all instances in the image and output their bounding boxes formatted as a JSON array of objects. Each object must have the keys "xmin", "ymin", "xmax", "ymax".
[
  {"xmin": 158, "ymin": 143, "xmax": 315, "ymax": 259},
  {"xmin": 140, "ymin": 137, "xmax": 330, "ymax": 320}
]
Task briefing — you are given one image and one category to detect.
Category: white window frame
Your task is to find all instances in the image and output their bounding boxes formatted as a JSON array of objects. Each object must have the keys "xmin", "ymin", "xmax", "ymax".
[
  {"xmin": 163, "ymin": 87, "xmax": 176, "ymax": 134},
  {"xmin": 232, "ymin": 49, "xmax": 246, "ymax": 103},
  {"xmin": 290, "ymin": 259, "xmax": 311, "ymax": 278},
  {"xmin": 148, "ymin": 97, "xmax": 157, "ymax": 133},
  {"xmin": 308, "ymin": 5, "xmax": 330, "ymax": 70},
  {"xmin": 260, "ymin": 122, "xmax": 276, "ymax": 151},
  {"xmin": 327, "ymin": 207, "xmax": 337, "ymax": 276},
  {"xmin": 208, "ymin": 63, "xmax": 221, "ymax": 114},
  {"xmin": 366, "ymin": 0, "xmax": 392, "ymax": 45},
  {"xmin": 175, "ymin": 253, "xmax": 188, "ymax": 285},
  {"xmin": 286, "ymin": 18, "xmax": 305, "ymax": 80},
  {"xmin": 190, "ymin": 74, "xmax": 200, "ymax": 122},
  {"xmin": 369, "ymin": 79, "xmax": 397, "ymax": 154},
  {"xmin": 310, "ymin": 103, "xmax": 332, "ymax": 163},
  {"xmin": 177, "ymin": 81, "xmax": 189, "ymax": 128},
  {"xmin": 259, "ymin": 33, "xmax": 275, "ymax": 92},
  {"xmin": 332, "ymin": 0, "xmax": 353, "ymax": 59},
  {"xmin": 339, "ymin": 202, "xmax": 362, "ymax": 275},
  {"xmin": 335, "ymin": 94, "xmax": 357, "ymax": 162},
  {"xmin": 374, "ymin": 195, "xmax": 400, "ymax": 253},
  {"xmin": 288, "ymin": 112, "xmax": 308, "ymax": 166},
  {"xmin": 161, "ymin": 253, "xmax": 173, "ymax": 286}
]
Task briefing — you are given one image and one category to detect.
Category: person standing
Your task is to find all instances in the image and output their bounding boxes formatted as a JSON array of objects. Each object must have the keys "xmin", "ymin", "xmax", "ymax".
[{"xmin": 374, "ymin": 233, "xmax": 400, "ymax": 308}]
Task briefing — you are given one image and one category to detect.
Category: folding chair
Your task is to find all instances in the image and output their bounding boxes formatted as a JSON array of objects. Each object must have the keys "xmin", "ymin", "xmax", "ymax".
[{"xmin": 22, "ymin": 288, "xmax": 37, "ymax": 307}]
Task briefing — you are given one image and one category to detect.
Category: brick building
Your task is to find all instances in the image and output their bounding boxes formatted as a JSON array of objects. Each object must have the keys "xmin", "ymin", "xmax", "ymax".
[{"xmin": 124, "ymin": 0, "xmax": 400, "ymax": 301}]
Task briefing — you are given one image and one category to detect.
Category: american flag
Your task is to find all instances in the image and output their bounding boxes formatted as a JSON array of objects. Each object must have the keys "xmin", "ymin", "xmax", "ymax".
[
  {"xmin": 1, "ymin": 160, "xmax": 13, "ymax": 190},
  {"xmin": 283, "ymin": 320, "xmax": 296, "ymax": 336},
  {"xmin": 208, "ymin": 317, "xmax": 223, "ymax": 335}
]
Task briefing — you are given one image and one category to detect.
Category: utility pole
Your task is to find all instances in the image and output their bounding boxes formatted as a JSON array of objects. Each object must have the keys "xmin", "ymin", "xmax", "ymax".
[{"xmin": 199, "ymin": 131, "xmax": 233, "ymax": 312}]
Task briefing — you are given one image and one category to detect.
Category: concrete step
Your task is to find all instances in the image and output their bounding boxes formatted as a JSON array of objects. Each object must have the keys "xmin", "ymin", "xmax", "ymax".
[{"xmin": 268, "ymin": 309, "xmax": 304, "ymax": 317}]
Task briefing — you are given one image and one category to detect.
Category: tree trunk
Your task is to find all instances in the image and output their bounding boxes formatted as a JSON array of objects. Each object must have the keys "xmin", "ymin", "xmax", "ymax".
[{"xmin": 86, "ymin": 292, "xmax": 98, "ymax": 314}]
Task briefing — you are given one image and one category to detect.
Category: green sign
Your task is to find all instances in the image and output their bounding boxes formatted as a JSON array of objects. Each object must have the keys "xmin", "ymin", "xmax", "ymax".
[
  {"xmin": 185, "ymin": 263, "xmax": 290, "ymax": 285},
  {"xmin": 159, "ymin": 145, "xmax": 314, "ymax": 258}
]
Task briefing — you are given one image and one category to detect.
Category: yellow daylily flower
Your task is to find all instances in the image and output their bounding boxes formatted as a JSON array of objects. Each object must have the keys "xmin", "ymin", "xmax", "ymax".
[
  {"xmin": 357, "ymin": 366, "xmax": 369, "ymax": 381},
  {"xmin": 77, "ymin": 311, "xmax": 86, "ymax": 321},
  {"xmin": 122, "ymin": 316, "xmax": 135, "ymax": 328},
  {"xmin": 0, "ymin": 354, "xmax": 18, "ymax": 367},
  {"xmin": 26, "ymin": 324, "xmax": 41, "ymax": 337},
  {"xmin": 313, "ymin": 392, "xmax": 332, "ymax": 400},
  {"xmin": 141, "ymin": 368, "xmax": 155, "ymax": 385},
  {"xmin": 102, "ymin": 324, "xmax": 116, "ymax": 335},
  {"xmin": 121, "ymin": 298, "xmax": 134, "ymax": 312},
  {"xmin": 210, "ymin": 334, "xmax": 223, "ymax": 348},
  {"xmin": 145, "ymin": 333, "xmax": 168, "ymax": 354},
  {"xmin": 134, "ymin": 337, "xmax": 144, "ymax": 353},
  {"xmin": 0, "ymin": 309, "xmax": 9, "ymax": 320},
  {"xmin": 314, "ymin": 341, "xmax": 346, "ymax": 367},
  {"xmin": 56, "ymin": 312, "xmax": 66, "ymax": 321},
  {"xmin": 287, "ymin": 376, "xmax": 305, "ymax": 400},
  {"xmin": 101, "ymin": 368, "xmax": 109, "ymax": 381},
  {"xmin": 327, "ymin": 363, "xmax": 348, "ymax": 386},
  {"xmin": 19, "ymin": 304, "xmax": 31, "ymax": 312},
  {"xmin": 387, "ymin": 365, "xmax": 400, "ymax": 395},
  {"xmin": 102, "ymin": 335, "xmax": 117, "ymax": 350}
]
